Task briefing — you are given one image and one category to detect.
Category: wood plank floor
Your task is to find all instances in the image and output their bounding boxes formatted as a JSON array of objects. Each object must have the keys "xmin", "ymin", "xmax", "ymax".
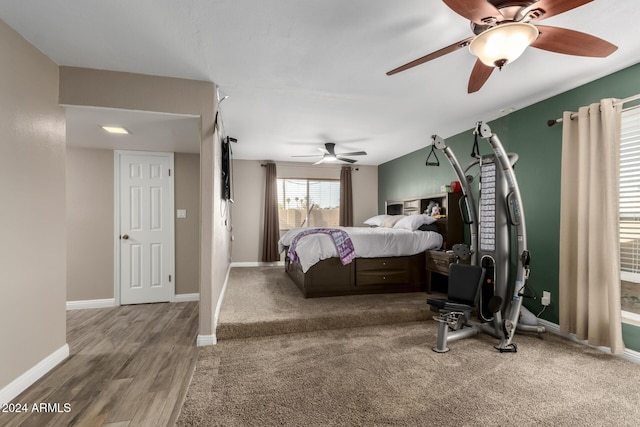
[{"xmin": 0, "ymin": 302, "xmax": 199, "ymax": 427}]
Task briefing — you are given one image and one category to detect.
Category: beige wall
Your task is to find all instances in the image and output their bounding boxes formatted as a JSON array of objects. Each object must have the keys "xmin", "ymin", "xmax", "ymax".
[
  {"xmin": 351, "ymin": 165, "xmax": 379, "ymax": 226},
  {"xmin": 174, "ymin": 153, "xmax": 200, "ymax": 294},
  {"xmin": 0, "ymin": 20, "xmax": 67, "ymax": 391},
  {"xmin": 66, "ymin": 148, "xmax": 114, "ymax": 300},
  {"xmin": 231, "ymin": 160, "xmax": 378, "ymax": 263},
  {"xmin": 65, "ymin": 149, "xmax": 200, "ymax": 300},
  {"xmin": 59, "ymin": 67, "xmax": 227, "ymax": 338},
  {"xmin": 231, "ymin": 160, "xmax": 266, "ymax": 262}
]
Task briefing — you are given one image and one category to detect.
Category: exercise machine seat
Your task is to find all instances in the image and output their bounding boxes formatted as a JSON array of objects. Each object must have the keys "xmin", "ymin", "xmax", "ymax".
[{"xmin": 427, "ymin": 263, "xmax": 485, "ymax": 312}]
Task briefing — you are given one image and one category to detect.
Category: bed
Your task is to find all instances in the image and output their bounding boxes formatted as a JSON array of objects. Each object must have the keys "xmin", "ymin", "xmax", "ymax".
[{"xmin": 279, "ymin": 215, "xmax": 444, "ymax": 297}]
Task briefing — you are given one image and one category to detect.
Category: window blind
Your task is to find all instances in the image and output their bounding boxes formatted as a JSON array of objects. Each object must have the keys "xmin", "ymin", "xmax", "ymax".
[
  {"xmin": 277, "ymin": 179, "xmax": 340, "ymax": 230},
  {"xmin": 620, "ymin": 106, "xmax": 640, "ymax": 281}
]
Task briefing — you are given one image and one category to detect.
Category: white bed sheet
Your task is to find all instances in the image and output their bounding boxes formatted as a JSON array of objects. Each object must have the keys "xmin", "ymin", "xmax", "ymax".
[{"xmin": 278, "ymin": 226, "xmax": 443, "ymax": 273}]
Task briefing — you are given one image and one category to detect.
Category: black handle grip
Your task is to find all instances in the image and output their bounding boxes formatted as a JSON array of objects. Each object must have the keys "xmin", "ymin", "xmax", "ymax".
[{"xmin": 459, "ymin": 194, "xmax": 473, "ymax": 225}]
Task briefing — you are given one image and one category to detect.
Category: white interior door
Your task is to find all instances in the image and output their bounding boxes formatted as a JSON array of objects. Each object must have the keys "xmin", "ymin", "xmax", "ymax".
[{"xmin": 118, "ymin": 151, "xmax": 174, "ymax": 305}]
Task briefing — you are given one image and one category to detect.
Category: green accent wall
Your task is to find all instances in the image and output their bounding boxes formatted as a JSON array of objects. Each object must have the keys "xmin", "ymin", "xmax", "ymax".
[{"xmin": 379, "ymin": 61, "xmax": 640, "ymax": 352}]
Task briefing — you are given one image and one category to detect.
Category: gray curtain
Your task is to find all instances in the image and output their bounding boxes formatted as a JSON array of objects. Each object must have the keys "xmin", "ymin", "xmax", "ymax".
[
  {"xmin": 559, "ymin": 98, "xmax": 624, "ymax": 354},
  {"xmin": 261, "ymin": 162, "xmax": 280, "ymax": 262},
  {"xmin": 340, "ymin": 166, "xmax": 353, "ymax": 226}
]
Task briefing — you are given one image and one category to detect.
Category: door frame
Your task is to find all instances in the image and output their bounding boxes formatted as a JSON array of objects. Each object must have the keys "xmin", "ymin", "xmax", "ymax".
[{"xmin": 114, "ymin": 150, "xmax": 176, "ymax": 305}]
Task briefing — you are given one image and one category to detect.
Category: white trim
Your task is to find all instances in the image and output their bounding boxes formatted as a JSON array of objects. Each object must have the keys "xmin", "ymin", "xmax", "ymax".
[
  {"xmin": 66, "ymin": 298, "xmax": 117, "ymax": 310},
  {"xmin": 620, "ymin": 271, "xmax": 640, "ymax": 282},
  {"xmin": 621, "ymin": 347, "xmax": 640, "ymax": 365},
  {"xmin": 174, "ymin": 293, "xmax": 200, "ymax": 302},
  {"xmin": 196, "ymin": 334, "xmax": 216, "ymax": 346},
  {"xmin": 213, "ymin": 264, "xmax": 232, "ymax": 330},
  {"xmin": 197, "ymin": 264, "xmax": 233, "ymax": 347},
  {"xmin": 66, "ymin": 296, "xmax": 198, "ymax": 310},
  {"xmin": 537, "ymin": 319, "xmax": 640, "ymax": 365},
  {"xmin": 0, "ymin": 344, "xmax": 69, "ymax": 405},
  {"xmin": 114, "ymin": 151, "xmax": 175, "ymax": 305},
  {"xmin": 622, "ymin": 310, "xmax": 640, "ymax": 327},
  {"xmin": 114, "ymin": 152, "xmax": 120, "ymax": 305},
  {"xmin": 230, "ymin": 261, "xmax": 285, "ymax": 268}
]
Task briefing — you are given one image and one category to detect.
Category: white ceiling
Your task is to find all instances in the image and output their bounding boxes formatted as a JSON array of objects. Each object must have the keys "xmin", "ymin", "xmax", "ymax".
[
  {"xmin": 65, "ymin": 106, "xmax": 201, "ymax": 153},
  {"xmin": 2, "ymin": 0, "xmax": 640, "ymax": 164}
]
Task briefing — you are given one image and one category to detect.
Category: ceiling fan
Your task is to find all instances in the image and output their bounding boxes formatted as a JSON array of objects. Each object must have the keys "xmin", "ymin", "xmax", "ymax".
[
  {"xmin": 292, "ymin": 142, "xmax": 367, "ymax": 165},
  {"xmin": 387, "ymin": 0, "xmax": 618, "ymax": 93}
]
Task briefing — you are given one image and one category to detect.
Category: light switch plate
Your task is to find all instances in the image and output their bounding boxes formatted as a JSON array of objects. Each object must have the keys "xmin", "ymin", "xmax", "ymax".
[{"xmin": 177, "ymin": 209, "xmax": 187, "ymax": 219}]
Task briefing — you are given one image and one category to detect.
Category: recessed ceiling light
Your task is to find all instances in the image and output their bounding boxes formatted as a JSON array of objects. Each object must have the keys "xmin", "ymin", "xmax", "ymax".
[{"xmin": 101, "ymin": 126, "xmax": 131, "ymax": 134}]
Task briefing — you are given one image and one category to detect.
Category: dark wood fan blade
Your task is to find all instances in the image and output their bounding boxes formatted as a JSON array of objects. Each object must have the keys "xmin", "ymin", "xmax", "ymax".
[
  {"xmin": 337, "ymin": 157, "xmax": 357, "ymax": 164},
  {"xmin": 443, "ymin": 0, "xmax": 501, "ymax": 24},
  {"xmin": 468, "ymin": 59, "xmax": 494, "ymax": 93},
  {"xmin": 527, "ymin": 0, "xmax": 593, "ymax": 22},
  {"xmin": 337, "ymin": 151, "xmax": 367, "ymax": 156},
  {"xmin": 531, "ymin": 25, "xmax": 618, "ymax": 57},
  {"xmin": 387, "ymin": 36, "xmax": 474, "ymax": 75}
]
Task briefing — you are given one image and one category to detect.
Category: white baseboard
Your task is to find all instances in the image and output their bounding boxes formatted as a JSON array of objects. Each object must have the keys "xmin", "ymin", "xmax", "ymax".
[
  {"xmin": 196, "ymin": 264, "xmax": 233, "ymax": 347},
  {"xmin": 199, "ymin": 264, "xmax": 233, "ymax": 348},
  {"xmin": 196, "ymin": 334, "xmax": 217, "ymax": 347},
  {"xmin": 0, "ymin": 344, "xmax": 69, "ymax": 405},
  {"xmin": 174, "ymin": 293, "xmax": 199, "ymax": 302},
  {"xmin": 230, "ymin": 261, "xmax": 284, "ymax": 268},
  {"xmin": 537, "ymin": 319, "xmax": 640, "ymax": 365},
  {"xmin": 621, "ymin": 347, "xmax": 640, "ymax": 365},
  {"xmin": 66, "ymin": 298, "xmax": 117, "ymax": 310},
  {"xmin": 67, "ymin": 295, "xmax": 199, "ymax": 309}
]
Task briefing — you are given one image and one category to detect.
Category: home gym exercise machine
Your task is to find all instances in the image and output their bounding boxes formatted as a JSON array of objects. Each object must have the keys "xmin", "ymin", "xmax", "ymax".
[{"xmin": 426, "ymin": 121, "xmax": 545, "ymax": 353}]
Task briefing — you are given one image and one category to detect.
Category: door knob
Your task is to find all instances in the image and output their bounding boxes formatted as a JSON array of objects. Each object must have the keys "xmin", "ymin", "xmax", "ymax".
[{"xmin": 121, "ymin": 234, "xmax": 129, "ymax": 240}]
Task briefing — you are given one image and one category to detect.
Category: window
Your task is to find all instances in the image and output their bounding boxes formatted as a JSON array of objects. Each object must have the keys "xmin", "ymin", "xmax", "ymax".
[
  {"xmin": 620, "ymin": 106, "xmax": 640, "ymax": 318},
  {"xmin": 277, "ymin": 178, "xmax": 340, "ymax": 230}
]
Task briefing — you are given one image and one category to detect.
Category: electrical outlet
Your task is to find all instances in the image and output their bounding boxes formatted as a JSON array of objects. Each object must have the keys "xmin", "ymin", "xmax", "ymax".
[{"xmin": 541, "ymin": 291, "xmax": 551, "ymax": 306}]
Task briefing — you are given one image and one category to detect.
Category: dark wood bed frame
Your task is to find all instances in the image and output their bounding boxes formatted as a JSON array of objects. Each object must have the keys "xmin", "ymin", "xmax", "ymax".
[
  {"xmin": 284, "ymin": 252, "xmax": 426, "ymax": 298},
  {"xmin": 283, "ymin": 192, "xmax": 463, "ymax": 298}
]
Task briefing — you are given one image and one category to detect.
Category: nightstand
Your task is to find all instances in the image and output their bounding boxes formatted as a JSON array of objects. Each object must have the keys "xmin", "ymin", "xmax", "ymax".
[{"xmin": 425, "ymin": 250, "xmax": 468, "ymax": 293}]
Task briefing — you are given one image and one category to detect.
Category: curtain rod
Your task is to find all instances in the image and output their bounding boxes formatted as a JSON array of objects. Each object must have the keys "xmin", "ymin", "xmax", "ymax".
[
  {"xmin": 547, "ymin": 93, "xmax": 640, "ymax": 127},
  {"xmin": 260, "ymin": 163, "xmax": 359, "ymax": 170}
]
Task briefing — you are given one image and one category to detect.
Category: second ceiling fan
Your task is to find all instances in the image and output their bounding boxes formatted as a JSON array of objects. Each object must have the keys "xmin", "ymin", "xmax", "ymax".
[
  {"xmin": 292, "ymin": 142, "xmax": 367, "ymax": 165},
  {"xmin": 387, "ymin": 0, "xmax": 618, "ymax": 93}
]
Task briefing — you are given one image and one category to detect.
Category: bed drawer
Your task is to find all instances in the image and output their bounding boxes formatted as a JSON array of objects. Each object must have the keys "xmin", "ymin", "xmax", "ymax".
[
  {"xmin": 425, "ymin": 250, "xmax": 454, "ymax": 275},
  {"xmin": 356, "ymin": 257, "xmax": 409, "ymax": 272},
  {"xmin": 355, "ymin": 257, "xmax": 411, "ymax": 287},
  {"xmin": 356, "ymin": 270, "xmax": 410, "ymax": 286}
]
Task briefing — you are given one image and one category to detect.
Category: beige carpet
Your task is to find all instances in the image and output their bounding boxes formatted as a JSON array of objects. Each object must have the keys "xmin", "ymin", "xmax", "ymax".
[
  {"xmin": 216, "ymin": 266, "xmax": 440, "ymax": 339},
  {"xmin": 178, "ymin": 267, "xmax": 640, "ymax": 426},
  {"xmin": 179, "ymin": 322, "xmax": 640, "ymax": 426}
]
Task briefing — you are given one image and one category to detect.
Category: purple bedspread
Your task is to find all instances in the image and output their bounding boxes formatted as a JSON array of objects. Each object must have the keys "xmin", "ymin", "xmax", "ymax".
[{"xmin": 288, "ymin": 228, "xmax": 356, "ymax": 266}]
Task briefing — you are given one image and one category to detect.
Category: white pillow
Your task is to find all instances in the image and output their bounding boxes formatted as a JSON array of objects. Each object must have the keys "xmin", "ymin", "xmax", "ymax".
[
  {"xmin": 364, "ymin": 214, "xmax": 389, "ymax": 227},
  {"xmin": 393, "ymin": 214, "xmax": 437, "ymax": 231},
  {"xmin": 380, "ymin": 215, "xmax": 404, "ymax": 228}
]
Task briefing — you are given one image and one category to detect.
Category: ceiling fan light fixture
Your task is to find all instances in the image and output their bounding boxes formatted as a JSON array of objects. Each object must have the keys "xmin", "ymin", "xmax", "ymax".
[{"xmin": 469, "ymin": 22, "xmax": 539, "ymax": 69}]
